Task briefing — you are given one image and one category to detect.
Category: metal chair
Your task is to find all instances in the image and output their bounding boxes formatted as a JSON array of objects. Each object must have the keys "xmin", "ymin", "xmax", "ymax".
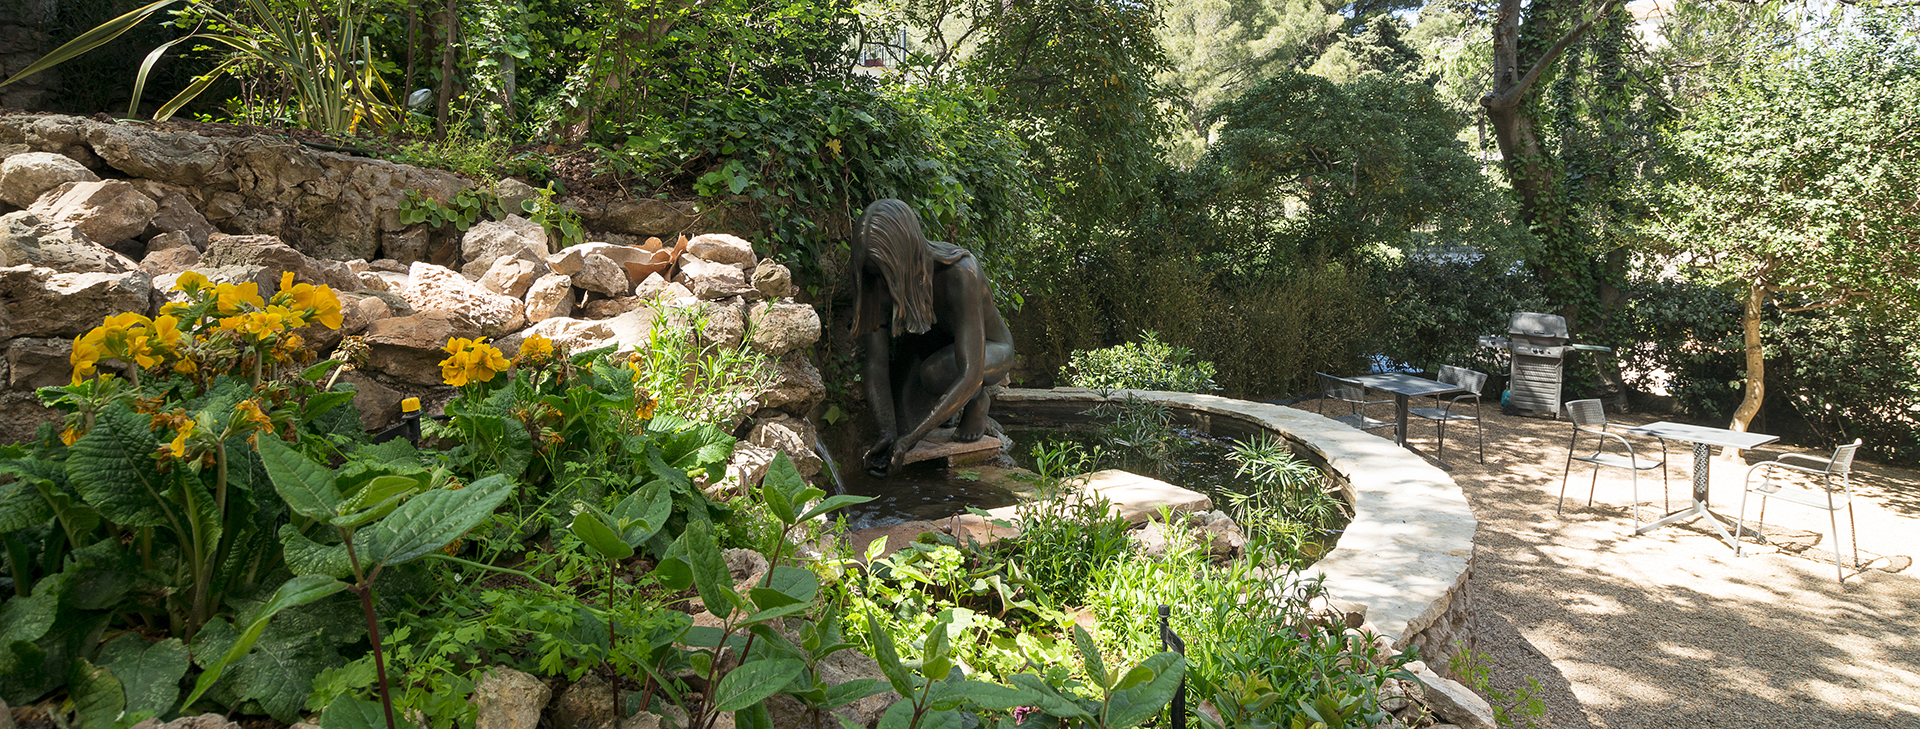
[
  {"xmin": 1316, "ymin": 372, "xmax": 1393, "ymax": 431},
  {"xmin": 1410, "ymin": 365, "xmax": 1486, "ymax": 463},
  {"xmin": 1735, "ymin": 439, "xmax": 1864, "ymax": 583},
  {"xmin": 1559, "ymin": 399, "xmax": 1669, "ymax": 531}
]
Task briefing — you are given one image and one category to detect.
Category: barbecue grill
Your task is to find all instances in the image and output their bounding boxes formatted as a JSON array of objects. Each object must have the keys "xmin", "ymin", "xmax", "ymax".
[{"xmin": 1478, "ymin": 312, "xmax": 1612, "ymax": 418}]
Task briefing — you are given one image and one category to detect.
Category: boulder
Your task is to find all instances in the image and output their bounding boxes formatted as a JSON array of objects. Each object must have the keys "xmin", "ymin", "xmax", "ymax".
[
  {"xmin": 756, "ymin": 351, "xmax": 825, "ymax": 416},
  {"xmin": 0, "ymin": 151, "xmax": 97, "ymax": 207},
  {"xmin": 401, "ymin": 262, "xmax": 526, "ymax": 337},
  {"xmin": 470, "ymin": 666, "xmax": 552, "ymax": 729},
  {"xmin": 751, "ymin": 261, "xmax": 793, "ymax": 299},
  {"xmin": 748, "ymin": 414, "xmax": 823, "ymax": 477},
  {"xmin": 1407, "ymin": 661, "xmax": 1496, "ymax": 729},
  {"xmin": 582, "ymin": 296, "xmax": 643, "ymax": 319},
  {"xmin": 461, "ymin": 215, "xmax": 550, "ymax": 278},
  {"xmin": 139, "ymin": 246, "xmax": 201, "ymax": 278},
  {"xmin": 574, "ymin": 253, "xmax": 631, "ymax": 296},
  {"xmin": 676, "ymin": 256, "xmax": 753, "ymax": 300},
  {"xmin": 363, "ymin": 312, "xmax": 468, "ymax": 385},
  {"xmin": 720, "ymin": 443, "xmax": 778, "ymax": 497},
  {"xmin": 494, "ymin": 178, "xmax": 540, "ymax": 216},
  {"xmin": 663, "ymin": 297, "xmax": 745, "ymax": 351},
  {"xmin": 0, "ymin": 267, "xmax": 152, "ymax": 338},
  {"xmin": 337, "ymin": 291, "xmax": 398, "ymax": 335},
  {"xmin": 339, "ymin": 370, "xmax": 404, "ymax": 432},
  {"xmin": 498, "ymin": 317, "xmax": 614, "ymax": 357},
  {"xmin": 200, "ymin": 234, "xmax": 349, "ymax": 292},
  {"xmin": 26, "ymin": 179, "xmax": 157, "ymax": 245},
  {"xmin": 685, "ymin": 233, "xmax": 755, "ymax": 268},
  {"xmin": 477, "ymin": 254, "xmax": 548, "ymax": 298},
  {"xmin": 746, "ymin": 301, "xmax": 820, "ymax": 357},
  {"xmin": 723, "ymin": 548, "xmax": 769, "ymax": 584},
  {"xmin": 1, "ymin": 211, "xmax": 137, "ymax": 273},
  {"xmin": 6, "ymin": 338, "xmax": 74, "ymax": 389},
  {"xmin": 0, "ymin": 391, "xmax": 59, "ymax": 446},
  {"xmin": 522, "ymin": 273, "xmax": 574, "ymax": 323},
  {"xmin": 547, "ymin": 674, "xmax": 615, "ymax": 729},
  {"xmin": 573, "ymin": 197, "xmax": 699, "ymax": 237},
  {"xmin": 381, "ymin": 227, "xmax": 436, "ymax": 265},
  {"xmin": 145, "ymin": 230, "xmax": 195, "ymax": 253},
  {"xmin": 633, "ymin": 272, "xmax": 671, "ymax": 300},
  {"xmin": 130, "ymin": 181, "xmax": 216, "ymax": 249}
]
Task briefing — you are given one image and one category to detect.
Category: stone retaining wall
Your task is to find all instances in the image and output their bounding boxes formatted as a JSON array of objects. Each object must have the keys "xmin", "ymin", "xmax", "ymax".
[{"xmin": 996, "ymin": 387, "xmax": 1478, "ymax": 674}]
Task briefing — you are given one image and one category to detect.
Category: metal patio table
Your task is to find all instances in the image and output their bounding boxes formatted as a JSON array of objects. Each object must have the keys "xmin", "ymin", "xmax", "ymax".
[
  {"xmin": 1350, "ymin": 373, "xmax": 1463, "ymax": 448},
  {"xmin": 1624, "ymin": 421, "xmax": 1779, "ymax": 548}
]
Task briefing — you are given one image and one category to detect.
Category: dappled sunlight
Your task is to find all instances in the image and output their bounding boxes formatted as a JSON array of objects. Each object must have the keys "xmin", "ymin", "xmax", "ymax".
[{"xmin": 1288, "ymin": 400, "xmax": 1920, "ymax": 727}]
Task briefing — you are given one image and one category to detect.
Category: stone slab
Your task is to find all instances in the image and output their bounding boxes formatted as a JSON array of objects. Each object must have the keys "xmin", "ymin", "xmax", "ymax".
[
  {"xmin": 901, "ymin": 432, "xmax": 1003, "ymax": 466},
  {"xmin": 944, "ymin": 469, "xmax": 1209, "ymax": 548}
]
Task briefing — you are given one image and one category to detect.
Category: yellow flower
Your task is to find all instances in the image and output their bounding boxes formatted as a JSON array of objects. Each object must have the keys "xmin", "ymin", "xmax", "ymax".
[
  {"xmin": 276, "ymin": 272, "xmax": 344, "ymax": 329},
  {"xmin": 60, "ymin": 425, "xmax": 82, "ymax": 446},
  {"xmin": 166, "ymin": 419, "xmax": 196, "ymax": 459},
  {"xmin": 216, "ymin": 310, "xmax": 289, "ymax": 340},
  {"xmin": 173, "ymin": 271, "xmax": 210, "ymax": 293},
  {"xmin": 212, "ymin": 282, "xmax": 264, "ymax": 315},
  {"xmin": 439, "ymin": 337, "xmax": 511, "ymax": 387},
  {"xmin": 235, "ymin": 399, "xmax": 274, "ymax": 433},
  {"xmin": 635, "ymin": 394, "xmax": 658, "ymax": 420},
  {"xmin": 515, "ymin": 335, "xmax": 555, "ymax": 367}
]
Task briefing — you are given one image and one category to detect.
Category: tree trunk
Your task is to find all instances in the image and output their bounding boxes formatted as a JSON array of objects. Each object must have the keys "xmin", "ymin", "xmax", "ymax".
[
  {"xmin": 1729, "ymin": 278, "xmax": 1766, "ymax": 436},
  {"xmin": 435, "ymin": 0, "xmax": 458, "ymax": 138}
]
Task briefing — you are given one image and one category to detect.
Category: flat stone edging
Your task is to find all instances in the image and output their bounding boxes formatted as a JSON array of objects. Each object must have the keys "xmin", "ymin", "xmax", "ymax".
[{"xmin": 996, "ymin": 388, "xmax": 1477, "ymax": 661}]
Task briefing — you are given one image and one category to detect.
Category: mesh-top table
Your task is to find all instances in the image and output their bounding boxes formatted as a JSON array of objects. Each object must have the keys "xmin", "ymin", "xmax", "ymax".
[
  {"xmin": 1625, "ymin": 421, "xmax": 1779, "ymax": 548},
  {"xmin": 1350, "ymin": 373, "xmax": 1463, "ymax": 448}
]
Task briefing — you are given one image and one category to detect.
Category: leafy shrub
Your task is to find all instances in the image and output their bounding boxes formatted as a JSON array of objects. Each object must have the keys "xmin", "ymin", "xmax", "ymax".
[
  {"xmin": 1062, "ymin": 332, "xmax": 1219, "ymax": 393},
  {"xmin": 1225, "ymin": 434, "xmax": 1346, "ymax": 561},
  {"xmin": 1373, "ymin": 253, "xmax": 1549, "ymax": 374}
]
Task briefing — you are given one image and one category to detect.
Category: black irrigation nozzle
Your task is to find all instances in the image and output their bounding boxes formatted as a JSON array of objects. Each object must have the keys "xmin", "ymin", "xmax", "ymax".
[
  {"xmin": 1159, "ymin": 605, "xmax": 1187, "ymax": 729},
  {"xmin": 371, "ymin": 397, "xmax": 423, "ymax": 445}
]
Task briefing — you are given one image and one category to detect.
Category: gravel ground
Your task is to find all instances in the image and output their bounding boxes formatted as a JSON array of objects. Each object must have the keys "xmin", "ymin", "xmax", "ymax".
[{"xmin": 1295, "ymin": 401, "xmax": 1920, "ymax": 729}]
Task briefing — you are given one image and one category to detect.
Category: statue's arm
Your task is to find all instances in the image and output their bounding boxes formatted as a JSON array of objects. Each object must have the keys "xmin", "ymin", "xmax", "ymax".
[
  {"xmin": 862, "ymin": 328, "xmax": 896, "ymax": 440},
  {"xmin": 892, "ymin": 277, "xmax": 987, "ymax": 468}
]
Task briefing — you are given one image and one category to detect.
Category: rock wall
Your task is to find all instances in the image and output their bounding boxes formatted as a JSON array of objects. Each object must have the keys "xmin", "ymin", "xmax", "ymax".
[{"xmin": 0, "ymin": 113, "xmax": 827, "ymax": 491}]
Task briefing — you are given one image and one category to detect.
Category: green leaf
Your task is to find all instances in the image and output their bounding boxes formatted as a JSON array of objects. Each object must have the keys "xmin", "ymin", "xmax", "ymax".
[
  {"xmin": 0, "ymin": 463, "xmax": 54, "ymax": 532},
  {"xmin": 1072, "ymin": 624, "xmax": 1108, "ymax": 690},
  {"xmin": 341, "ymin": 475, "xmax": 423, "ymax": 513},
  {"xmin": 257, "ymin": 434, "xmax": 341, "ymax": 520},
  {"xmin": 66, "ymin": 403, "xmax": 171, "ymax": 528},
  {"xmin": 682, "ymin": 520, "xmax": 737, "ymax": 620},
  {"xmin": 711, "ymin": 659, "xmax": 806, "ymax": 712},
  {"xmin": 815, "ymin": 678, "xmax": 887, "ymax": 710},
  {"xmin": 279, "ymin": 525, "xmax": 353, "ymax": 579},
  {"xmin": 761, "ymin": 472, "xmax": 796, "ymax": 524},
  {"xmin": 874, "ymin": 699, "xmax": 914, "ymax": 729},
  {"xmin": 763, "ymin": 452, "xmax": 804, "ymax": 503},
  {"xmin": 318, "ymin": 693, "xmax": 386, "ymax": 729},
  {"xmin": 796, "ymin": 494, "xmax": 876, "ymax": 524},
  {"xmin": 612, "ymin": 483, "xmax": 671, "ymax": 545},
  {"xmin": 865, "ymin": 613, "xmax": 917, "ymax": 698},
  {"xmin": 359, "ymin": 474, "xmax": 513, "ymax": 566},
  {"xmin": 181, "ymin": 575, "xmax": 349, "ymax": 709},
  {"xmin": 1102, "ymin": 652, "xmax": 1186, "ymax": 728},
  {"xmin": 572, "ymin": 511, "xmax": 634, "ymax": 560},
  {"xmin": 650, "ymin": 556, "xmax": 693, "ymax": 591},
  {"xmin": 1007, "ymin": 674, "xmax": 1093, "ymax": 720},
  {"xmin": 97, "ymin": 634, "xmax": 188, "ymax": 720},
  {"xmin": 68, "ymin": 659, "xmax": 124, "ymax": 729},
  {"xmin": 301, "ymin": 359, "xmax": 345, "ymax": 381},
  {"xmin": 733, "ymin": 702, "xmax": 774, "ymax": 729},
  {"xmin": 0, "ymin": 592, "xmax": 54, "ymax": 644},
  {"xmin": 931, "ymin": 680, "xmax": 1033, "ymax": 710},
  {"xmin": 229, "ymin": 628, "xmax": 341, "ymax": 723}
]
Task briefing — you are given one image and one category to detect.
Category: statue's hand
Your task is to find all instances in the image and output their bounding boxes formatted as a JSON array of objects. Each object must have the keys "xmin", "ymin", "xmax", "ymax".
[
  {"xmin": 863, "ymin": 437, "xmax": 894, "ymax": 479},
  {"xmin": 888, "ymin": 441, "xmax": 911, "ymax": 475}
]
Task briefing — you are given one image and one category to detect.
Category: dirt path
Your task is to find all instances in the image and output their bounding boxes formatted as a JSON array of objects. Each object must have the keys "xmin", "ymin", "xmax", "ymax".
[{"xmin": 1295, "ymin": 402, "xmax": 1920, "ymax": 728}]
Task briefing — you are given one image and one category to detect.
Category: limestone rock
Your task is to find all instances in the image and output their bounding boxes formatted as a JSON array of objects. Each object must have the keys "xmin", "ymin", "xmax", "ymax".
[
  {"xmin": 6, "ymin": 338, "xmax": 74, "ymax": 389},
  {"xmin": 685, "ymin": 233, "xmax": 755, "ymax": 268},
  {"xmin": 145, "ymin": 230, "xmax": 195, "ymax": 253},
  {"xmin": 1408, "ymin": 661, "xmax": 1495, "ymax": 729},
  {"xmin": 499, "ymin": 317, "xmax": 614, "ymax": 357},
  {"xmin": 363, "ymin": 312, "xmax": 468, "ymax": 385},
  {"xmin": 200, "ymin": 234, "xmax": 344, "ymax": 293},
  {"xmin": 126, "ymin": 714, "xmax": 241, "ymax": 729},
  {"xmin": 583, "ymin": 296, "xmax": 643, "ymax": 319},
  {"xmin": 338, "ymin": 291, "xmax": 397, "ymax": 335},
  {"xmin": 139, "ymin": 246, "xmax": 201, "ymax": 278},
  {"xmin": 723, "ymin": 548, "xmax": 769, "ymax": 584},
  {"xmin": 461, "ymin": 215, "xmax": 550, "ymax": 278},
  {"xmin": 381, "ymin": 227, "xmax": 436, "ymax": 265},
  {"xmin": 751, "ymin": 261, "xmax": 792, "ymax": 299},
  {"xmin": 0, "ymin": 151, "xmax": 97, "ymax": 207},
  {"xmin": 478, "ymin": 254, "xmax": 548, "ymax": 298},
  {"xmin": 1, "ymin": 211, "xmax": 136, "ymax": 273},
  {"xmin": 27, "ymin": 179, "xmax": 157, "ymax": 245},
  {"xmin": 747, "ymin": 301, "xmax": 820, "ymax": 357},
  {"xmin": 1129, "ymin": 521, "xmax": 1175, "ymax": 558},
  {"xmin": 756, "ymin": 351, "xmax": 825, "ymax": 416},
  {"xmin": 765, "ymin": 643, "xmax": 900, "ymax": 729},
  {"xmin": 523, "ymin": 273, "xmax": 574, "ymax": 323},
  {"xmin": 574, "ymin": 197, "xmax": 699, "ymax": 237},
  {"xmin": 471, "ymin": 666, "xmax": 552, "ymax": 729},
  {"xmin": 0, "ymin": 267, "xmax": 152, "ymax": 338},
  {"xmin": 547, "ymin": 674, "xmax": 615, "ymax": 729},
  {"xmin": 339, "ymin": 370, "xmax": 404, "ymax": 432},
  {"xmin": 633, "ymin": 272, "xmax": 671, "ymax": 300},
  {"xmin": 401, "ymin": 262, "xmax": 526, "ymax": 337},
  {"xmin": 136, "ymin": 183, "xmax": 216, "ymax": 248},
  {"xmin": 494, "ymin": 178, "xmax": 540, "ymax": 216},
  {"xmin": 675, "ymin": 256, "xmax": 752, "ymax": 300},
  {"xmin": 662, "ymin": 297, "xmax": 745, "ymax": 351},
  {"xmin": 573, "ymin": 253, "xmax": 631, "ymax": 296},
  {"xmin": 0, "ymin": 391, "xmax": 58, "ymax": 446},
  {"xmin": 748, "ymin": 414, "xmax": 823, "ymax": 477}
]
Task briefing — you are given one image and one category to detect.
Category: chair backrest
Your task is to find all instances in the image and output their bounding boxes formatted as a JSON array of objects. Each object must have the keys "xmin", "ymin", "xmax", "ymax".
[
  {"xmin": 1438, "ymin": 365, "xmax": 1488, "ymax": 396},
  {"xmin": 1564, "ymin": 399, "xmax": 1607, "ymax": 429},
  {"xmin": 1828, "ymin": 439, "xmax": 1864, "ymax": 477},
  {"xmin": 1317, "ymin": 372, "xmax": 1366, "ymax": 403}
]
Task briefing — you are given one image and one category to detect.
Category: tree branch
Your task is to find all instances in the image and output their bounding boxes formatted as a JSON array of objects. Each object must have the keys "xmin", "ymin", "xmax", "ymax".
[{"xmin": 1485, "ymin": 0, "xmax": 1626, "ymax": 111}]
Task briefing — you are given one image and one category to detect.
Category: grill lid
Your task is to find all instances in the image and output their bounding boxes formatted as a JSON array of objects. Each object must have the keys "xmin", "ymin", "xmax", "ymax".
[{"xmin": 1509, "ymin": 312, "xmax": 1569, "ymax": 339}]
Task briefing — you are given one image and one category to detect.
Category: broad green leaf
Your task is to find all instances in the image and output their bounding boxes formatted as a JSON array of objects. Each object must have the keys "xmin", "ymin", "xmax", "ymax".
[
  {"xmin": 762, "ymin": 565, "xmax": 818, "ymax": 604},
  {"xmin": 651, "ymin": 556, "xmax": 693, "ymax": 590},
  {"xmin": 300, "ymin": 359, "xmax": 345, "ymax": 381},
  {"xmin": 329, "ymin": 492, "xmax": 406, "ymax": 529},
  {"xmin": 181, "ymin": 575, "xmax": 349, "ymax": 709},
  {"xmin": 97, "ymin": 634, "xmax": 188, "ymax": 720},
  {"xmin": 682, "ymin": 520, "xmax": 737, "ymax": 620},
  {"xmin": 359, "ymin": 474, "xmax": 513, "ymax": 566},
  {"xmin": 0, "ymin": 593, "xmax": 54, "ymax": 644},
  {"xmin": 0, "ymin": 464, "xmax": 53, "ymax": 532},
  {"xmin": 1072, "ymin": 624, "xmax": 1108, "ymax": 689},
  {"xmin": 865, "ymin": 614, "xmax": 916, "ymax": 698},
  {"xmin": 763, "ymin": 452, "xmax": 804, "ymax": 504},
  {"xmin": 796, "ymin": 494, "xmax": 875, "ymax": 524},
  {"xmin": 229, "ymin": 628, "xmax": 341, "ymax": 723},
  {"xmin": 257, "ymin": 435, "xmax": 341, "ymax": 520},
  {"xmin": 711, "ymin": 658, "xmax": 806, "ymax": 712},
  {"xmin": 68, "ymin": 659, "xmax": 124, "ymax": 729},
  {"xmin": 1007, "ymin": 674, "xmax": 1093, "ymax": 720},
  {"xmin": 874, "ymin": 700, "xmax": 914, "ymax": 729},
  {"xmin": 761, "ymin": 471, "xmax": 796, "ymax": 524},
  {"xmin": 66, "ymin": 403, "xmax": 172, "ymax": 528},
  {"xmin": 318, "ymin": 693, "xmax": 385, "ymax": 729},
  {"xmin": 733, "ymin": 701, "xmax": 774, "ymax": 729},
  {"xmin": 916, "ymin": 708, "xmax": 966, "ymax": 729},
  {"xmin": 1115, "ymin": 663, "xmax": 1155, "ymax": 691},
  {"xmin": 612, "ymin": 483, "xmax": 671, "ymax": 545},
  {"xmin": 816, "ymin": 678, "xmax": 887, "ymax": 710},
  {"xmin": 279, "ymin": 525, "xmax": 353, "ymax": 579},
  {"xmin": 572, "ymin": 511, "xmax": 634, "ymax": 560},
  {"xmin": 1102, "ymin": 652, "xmax": 1186, "ymax": 728},
  {"xmin": 341, "ymin": 475, "xmax": 423, "ymax": 513},
  {"xmin": 931, "ymin": 679, "xmax": 1033, "ymax": 710}
]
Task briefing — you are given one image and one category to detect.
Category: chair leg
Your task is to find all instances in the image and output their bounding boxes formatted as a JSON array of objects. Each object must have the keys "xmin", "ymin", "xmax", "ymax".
[
  {"xmin": 1559, "ymin": 433, "xmax": 1578, "ymax": 515},
  {"xmin": 1436, "ymin": 413, "xmax": 1448, "ymax": 459},
  {"xmin": 1588, "ymin": 465, "xmax": 1600, "ymax": 507},
  {"xmin": 1475, "ymin": 400, "xmax": 1485, "ymax": 464},
  {"xmin": 1848, "ymin": 502, "xmax": 1861, "ymax": 573},
  {"xmin": 1735, "ymin": 481, "xmax": 1753, "ymax": 557},
  {"xmin": 1829, "ymin": 502, "xmax": 1846, "ymax": 583},
  {"xmin": 1629, "ymin": 467, "xmax": 1642, "ymax": 533}
]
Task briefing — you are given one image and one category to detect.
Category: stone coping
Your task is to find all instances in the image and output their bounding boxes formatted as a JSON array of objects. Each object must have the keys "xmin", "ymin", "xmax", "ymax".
[{"xmin": 996, "ymin": 388, "xmax": 1477, "ymax": 650}]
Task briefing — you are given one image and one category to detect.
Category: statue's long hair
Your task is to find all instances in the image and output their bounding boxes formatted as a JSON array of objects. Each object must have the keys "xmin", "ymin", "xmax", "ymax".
[{"xmin": 852, "ymin": 199, "xmax": 966, "ymax": 338}]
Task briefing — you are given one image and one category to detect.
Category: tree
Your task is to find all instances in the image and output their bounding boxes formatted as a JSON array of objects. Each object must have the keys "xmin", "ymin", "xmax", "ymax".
[
  {"xmin": 1648, "ymin": 11, "xmax": 1920, "ymax": 437},
  {"xmin": 1155, "ymin": 0, "xmax": 1344, "ymax": 163}
]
